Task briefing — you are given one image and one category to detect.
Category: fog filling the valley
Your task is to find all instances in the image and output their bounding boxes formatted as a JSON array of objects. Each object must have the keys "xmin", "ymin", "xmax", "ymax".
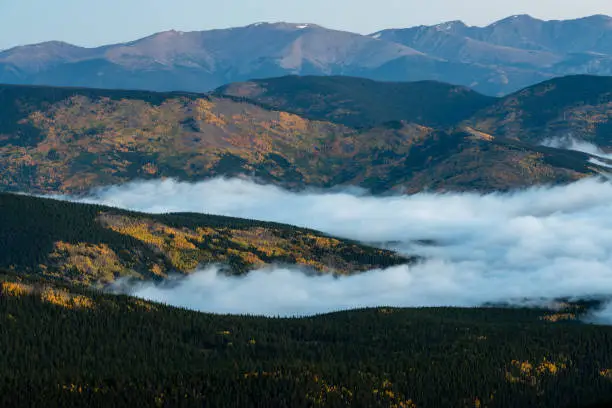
[{"xmin": 65, "ymin": 177, "xmax": 612, "ymax": 318}]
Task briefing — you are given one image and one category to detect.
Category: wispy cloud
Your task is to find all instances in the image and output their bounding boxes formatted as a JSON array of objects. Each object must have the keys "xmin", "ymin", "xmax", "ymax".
[{"xmin": 542, "ymin": 136, "xmax": 612, "ymax": 168}]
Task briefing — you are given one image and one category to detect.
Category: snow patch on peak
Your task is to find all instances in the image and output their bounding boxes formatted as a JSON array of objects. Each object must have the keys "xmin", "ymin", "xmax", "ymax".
[
  {"xmin": 434, "ymin": 20, "xmax": 466, "ymax": 31},
  {"xmin": 371, "ymin": 33, "xmax": 382, "ymax": 39}
]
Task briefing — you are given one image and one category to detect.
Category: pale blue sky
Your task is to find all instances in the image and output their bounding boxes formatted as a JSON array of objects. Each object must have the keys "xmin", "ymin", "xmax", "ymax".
[{"xmin": 1, "ymin": 0, "xmax": 611, "ymax": 50}]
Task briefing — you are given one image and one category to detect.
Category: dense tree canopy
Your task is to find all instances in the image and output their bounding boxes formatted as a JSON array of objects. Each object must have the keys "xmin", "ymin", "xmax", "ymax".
[
  {"xmin": 2, "ymin": 272, "xmax": 612, "ymax": 407},
  {"xmin": 0, "ymin": 193, "xmax": 410, "ymax": 285}
]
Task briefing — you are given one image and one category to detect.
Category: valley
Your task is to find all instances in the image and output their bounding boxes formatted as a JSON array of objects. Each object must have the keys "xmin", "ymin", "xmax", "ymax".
[{"xmin": 4, "ymin": 10, "xmax": 612, "ymax": 407}]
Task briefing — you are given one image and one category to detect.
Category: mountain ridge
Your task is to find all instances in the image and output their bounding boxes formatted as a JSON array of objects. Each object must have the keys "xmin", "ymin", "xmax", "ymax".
[
  {"xmin": 4, "ymin": 14, "xmax": 612, "ymax": 95},
  {"xmin": 466, "ymin": 74, "xmax": 612, "ymax": 147},
  {"xmin": 215, "ymin": 75, "xmax": 496, "ymax": 128}
]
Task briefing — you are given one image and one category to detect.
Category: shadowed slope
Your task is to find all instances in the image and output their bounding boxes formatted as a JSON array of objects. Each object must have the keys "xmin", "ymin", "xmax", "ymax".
[
  {"xmin": 468, "ymin": 75, "xmax": 612, "ymax": 148},
  {"xmin": 1, "ymin": 272, "xmax": 612, "ymax": 407},
  {"xmin": 215, "ymin": 75, "xmax": 496, "ymax": 128}
]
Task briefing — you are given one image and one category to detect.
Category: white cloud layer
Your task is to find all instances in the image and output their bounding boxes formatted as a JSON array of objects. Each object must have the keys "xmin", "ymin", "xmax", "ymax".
[
  {"xmin": 542, "ymin": 136, "xmax": 612, "ymax": 168},
  {"xmin": 62, "ymin": 177, "xmax": 612, "ymax": 319}
]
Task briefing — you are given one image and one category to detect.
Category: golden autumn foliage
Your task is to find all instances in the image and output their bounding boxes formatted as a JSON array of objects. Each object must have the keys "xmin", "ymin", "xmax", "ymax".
[
  {"xmin": 304, "ymin": 372, "xmax": 417, "ymax": 408},
  {"xmin": 2, "ymin": 191, "xmax": 406, "ymax": 287},
  {"xmin": 48, "ymin": 241, "xmax": 127, "ymax": 284},
  {"xmin": 370, "ymin": 378, "xmax": 417, "ymax": 408},
  {"xmin": 150, "ymin": 264, "xmax": 165, "ymax": 277},
  {"xmin": 101, "ymin": 214, "xmax": 212, "ymax": 272},
  {"xmin": 0, "ymin": 281, "xmax": 33, "ymax": 297},
  {"xmin": 130, "ymin": 298, "xmax": 159, "ymax": 312},
  {"xmin": 141, "ymin": 162, "xmax": 158, "ymax": 175},
  {"xmin": 308, "ymin": 375, "xmax": 354, "ymax": 405},
  {"xmin": 60, "ymin": 383, "xmax": 109, "ymax": 395},
  {"xmin": 95, "ymin": 213, "xmax": 402, "ymax": 277},
  {"xmin": 0, "ymin": 94, "xmax": 346, "ymax": 194},
  {"xmin": 2, "ymin": 280, "xmax": 94, "ymax": 310},
  {"xmin": 304, "ymin": 234, "xmax": 341, "ymax": 248},
  {"xmin": 539, "ymin": 313, "xmax": 577, "ymax": 322},
  {"xmin": 505, "ymin": 358, "xmax": 568, "ymax": 386},
  {"xmin": 0, "ymin": 83, "xmax": 597, "ymax": 198},
  {"xmin": 278, "ymin": 111, "xmax": 309, "ymax": 132},
  {"xmin": 194, "ymin": 99, "xmax": 227, "ymax": 127},
  {"xmin": 40, "ymin": 287, "xmax": 95, "ymax": 310}
]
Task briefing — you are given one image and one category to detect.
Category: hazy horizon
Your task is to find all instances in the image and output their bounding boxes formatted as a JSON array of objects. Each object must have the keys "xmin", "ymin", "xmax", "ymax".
[{"xmin": 1, "ymin": 0, "xmax": 612, "ymax": 50}]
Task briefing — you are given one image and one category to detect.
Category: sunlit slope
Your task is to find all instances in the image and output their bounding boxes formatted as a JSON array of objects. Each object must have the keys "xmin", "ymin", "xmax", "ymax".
[
  {"xmin": 0, "ymin": 80, "xmax": 606, "ymax": 195},
  {"xmin": 0, "ymin": 193, "xmax": 409, "ymax": 285}
]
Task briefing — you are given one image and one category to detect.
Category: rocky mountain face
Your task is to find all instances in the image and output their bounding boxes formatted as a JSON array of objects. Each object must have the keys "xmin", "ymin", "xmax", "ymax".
[
  {"xmin": 4, "ymin": 15, "xmax": 612, "ymax": 95},
  {"xmin": 0, "ymin": 23, "xmax": 432, "ymax": 93}
]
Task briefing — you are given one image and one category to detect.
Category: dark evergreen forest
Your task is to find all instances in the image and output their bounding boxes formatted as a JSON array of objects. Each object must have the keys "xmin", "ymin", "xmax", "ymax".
[{"xmin": 2, "ymin": 272, "xmax": 612, "ymax": 408}]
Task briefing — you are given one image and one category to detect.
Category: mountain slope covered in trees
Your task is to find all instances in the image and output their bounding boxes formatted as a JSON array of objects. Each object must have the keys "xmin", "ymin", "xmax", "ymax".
[
  {"xmin": 215, "ymin": 75, "xmax": 496, "ymax": 128},
  {"xmin": 218, "ymin": 74, "xmax": 612, "ymax": 149},
  {"xmin": 466, "ymin": 75, "xmax": 612, "ymax": 148},
  {"xmin": 0, "ymin": 78, "xmax": 609, "ymax": 196},
  {"xmin": 2, "ymin": 272, "xmax": 612, "ymax": 407},
  {"xmin": 0, "ymin": 193, "xmax": 409, "ymax": 285}
]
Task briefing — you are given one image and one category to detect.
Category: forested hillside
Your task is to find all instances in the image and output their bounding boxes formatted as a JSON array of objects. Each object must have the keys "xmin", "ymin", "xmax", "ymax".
[
  {"xmin": 215, "ymin": 75, "xmax": 496, "ymax": 128},
  {"xmin": 2, "ymin": 272, "xmax": 612, "ymax": 407},
  {"xmin": 6, "ymin": 13, "xmax": 612, "ymax": 408},
  {"xmin": 0, "ymin": 193, "xmax": 409, "ymax": 285},
  {"xmin": 467, "ymin": 75, "xmax": 612, "ymax": 148},
  {"xmin": 0, "ymin": 80, "xmax": 607, "ymax": 196}
]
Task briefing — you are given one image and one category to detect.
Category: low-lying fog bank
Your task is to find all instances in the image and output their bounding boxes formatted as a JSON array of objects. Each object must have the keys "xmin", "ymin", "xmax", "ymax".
[{"xmin": 52, "ymin": 176, "xmax": 612, "ymax": 320}]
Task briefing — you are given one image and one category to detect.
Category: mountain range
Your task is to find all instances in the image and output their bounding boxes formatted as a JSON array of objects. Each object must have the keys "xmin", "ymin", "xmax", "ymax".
[
  {"xmin": 1, "ymin": 74, "xmax": 611, "ymax": 196},
  {"xmin": 4, "ymin": 15, "xmax": 612, "ymax": 95},
  {"xmin": 5, "ymin": 15, "xmax": 612, "ymax": 406}
]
